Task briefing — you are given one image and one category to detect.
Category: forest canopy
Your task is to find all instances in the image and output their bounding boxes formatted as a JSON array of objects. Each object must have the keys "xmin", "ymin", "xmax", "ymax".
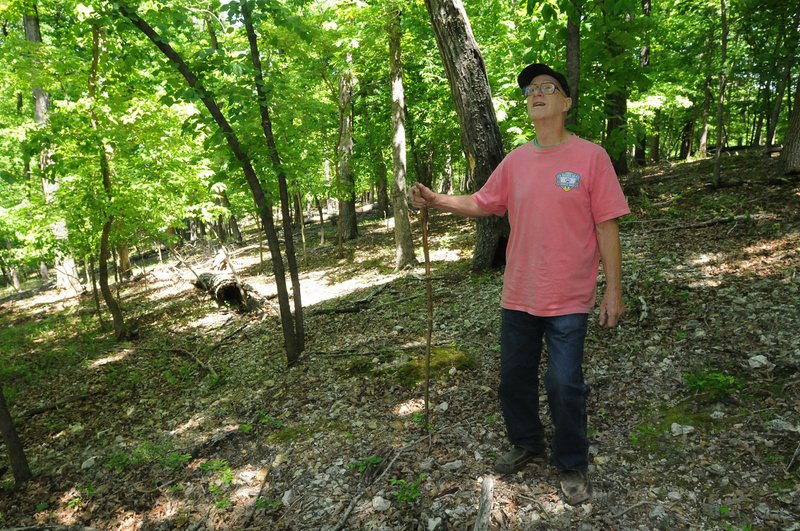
[{"xmin": 1, "ymin": 0, "xmax": 798, "ymax": 288}]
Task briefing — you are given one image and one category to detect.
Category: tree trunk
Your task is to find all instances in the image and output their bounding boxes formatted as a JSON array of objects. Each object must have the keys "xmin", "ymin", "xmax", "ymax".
[
  {"xmin": 337, "ymin": 54, "xmax": 358, "ymax": 241},
  {"xmin": 781, "ymin": 76, "xmax": 800, "ymax": 174},
  {"xmin": 388, "ymin": 5, "xmax": 417, "ymax": 270},
  {"xmin": 649, "ymin": 109, "xmax": 660, "ymax": 163},
  {"xmin": 117, "ymin": 244, "xmax": 132, "ymax": 280},
  {"xmin": 679, "ymin": 120, "xmax": 693, "ymax": 159},
  {"xmin": 424, "ymin": 0, "xmax": 506, "ymax": 270},
  {"xmin": 698, "ymin": 77, "xmax": 712, "ymax": 157},
  {"xmin": 565, "ymin": 0, "xmax": 581, "ymax": 128},
  {"xmin": 25, "ymin": 5, "xmax": 81, "ymax": 294},
  {"xmin": 90, "ymin": 23, "xmax": 128, "ymax": 341},
  {"xmin": 0, "ymin": 386, "xmax": 32, "ymax": 484},
  {"xmin": 118, "ymin": 3, "xmax": 301, "ymax": 364},
  {"xmin": 713, "ymin": 0, "xmax": 728, "ymax": 187},
  {"xmin": 241, "ymin": 1, "xmax": 305, "ymax": 353}
]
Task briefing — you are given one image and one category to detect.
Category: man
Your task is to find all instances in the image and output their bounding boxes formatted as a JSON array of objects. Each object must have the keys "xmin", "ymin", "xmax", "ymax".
[{"xmin": 410, "ymin": 63, "xmax": 629, "ymax": 505}]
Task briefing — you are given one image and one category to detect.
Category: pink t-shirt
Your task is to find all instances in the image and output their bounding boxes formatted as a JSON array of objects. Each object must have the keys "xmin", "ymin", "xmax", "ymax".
[{"xmin": 473, "ymin": 134, "xmax": 629, "ymax": 316}]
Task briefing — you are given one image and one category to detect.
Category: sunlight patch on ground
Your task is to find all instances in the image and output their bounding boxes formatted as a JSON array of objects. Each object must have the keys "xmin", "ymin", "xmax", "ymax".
[
  {"xmin": 690, "ymin": 230, "xmax": 799, "ymax": 279},
  {"xmin": 170, "ymin": 413, "xmax": 207, "ymax": 436},
  {"xmin": 391, "ymin": 397, "xmax": 425, "ymax": 417},
  {"xmin": 89, "ymin": 348, "xmax": 132, "ymax": 368}
]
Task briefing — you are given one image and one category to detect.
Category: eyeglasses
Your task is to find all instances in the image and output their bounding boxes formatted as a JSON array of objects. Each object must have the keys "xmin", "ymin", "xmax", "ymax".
[{"xmin": 524, "ymin": 82, "xmax": 561, "ymax": 97}]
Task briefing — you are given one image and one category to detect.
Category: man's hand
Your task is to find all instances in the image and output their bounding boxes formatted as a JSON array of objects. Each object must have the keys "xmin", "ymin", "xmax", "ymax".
[
  {"xmin": 409, "ymin": 183, "xmax": 437, "ymax": 210},
  {"xmin": 599, "ymin": 290, "xmax": 624, "ymax": 328}
]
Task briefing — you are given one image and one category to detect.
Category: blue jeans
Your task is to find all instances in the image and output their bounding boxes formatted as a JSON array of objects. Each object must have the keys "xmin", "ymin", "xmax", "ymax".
[{"xmin": 499, "ymin": 309, "xmax": 589, "ymax": 471}]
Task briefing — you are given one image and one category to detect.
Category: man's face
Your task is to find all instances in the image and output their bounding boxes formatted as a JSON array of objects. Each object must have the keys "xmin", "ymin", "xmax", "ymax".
[{"xmin": 526, "ymin": 74, "xmax": 571, "ymax": 122}]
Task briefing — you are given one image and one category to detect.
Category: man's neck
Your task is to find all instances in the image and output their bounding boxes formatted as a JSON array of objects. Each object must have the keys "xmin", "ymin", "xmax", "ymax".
[{"xmin": 533, "ymin": 123, "xmax": 570, "ymax": 148}]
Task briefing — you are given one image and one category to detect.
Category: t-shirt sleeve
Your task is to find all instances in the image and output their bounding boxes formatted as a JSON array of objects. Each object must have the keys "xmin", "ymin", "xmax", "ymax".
[
  {"xmin": 589, "ymin": 149, "xmax": 630, "ymax": 224},
  {"xmin": 473, "ymin": 157, "xmax": 509, "ymax": 217}
]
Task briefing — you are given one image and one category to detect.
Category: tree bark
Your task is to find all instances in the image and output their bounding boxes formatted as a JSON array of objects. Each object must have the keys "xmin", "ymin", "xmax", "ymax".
[
  {"xmin": 565, "ymin": 0, "xmax": 581, "ymax": 128},
  {"xmin": 781, "ymin": 76, "xmax": 800, "ymax": 174},
  {"xmin": 118, "ymin": 3, "xmax": 301, "ymax": 364},
  {"xmin": 337, "ymin": 56, "xmax": 358, "ymax": 241},
  {"xmin": 241, "ymin": 1, "xmax": 304, "ymax": 352},
  {"xmin": 713, "ymin": 0, "xmax": 728, "ymax": 187},
  {"xmin": 423, "ymin": 0, "xmax": 506, "ymax": 270},
  {"xmin": 0, "ymin": 385, "xmax": 32, "ymax": 484},
  {"xmin": 388, "ymin": 4, "xmax": 417, "ymax": 270},
  {"xmin": 698, "ymin": 76, "xmax": 712, "ymax": 157}
]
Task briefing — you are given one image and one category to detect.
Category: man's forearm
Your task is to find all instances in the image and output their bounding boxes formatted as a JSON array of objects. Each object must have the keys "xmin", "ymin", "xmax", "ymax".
[
  {"xmin": 430, "ymin": 193, "xmax": 491, "ymax": 218},
  {"xmin": 596, "ymin": 219, "xmax": 622, "ymax": 292}
]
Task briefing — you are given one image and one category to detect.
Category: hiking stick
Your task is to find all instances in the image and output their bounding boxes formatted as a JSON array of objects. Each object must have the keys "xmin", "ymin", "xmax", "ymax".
[{"xmin": 420, "ymin": 207, "xmax": 433, "ymax": 431}]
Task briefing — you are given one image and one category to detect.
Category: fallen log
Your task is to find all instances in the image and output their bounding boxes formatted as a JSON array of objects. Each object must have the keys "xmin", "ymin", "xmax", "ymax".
[{"xmin": 193, "ymin": 272, "xmax": 256, "ymax": 312}]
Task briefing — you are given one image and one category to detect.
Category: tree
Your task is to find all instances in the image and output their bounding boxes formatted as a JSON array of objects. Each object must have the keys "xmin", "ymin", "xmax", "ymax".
[
  {"xmin": 0, "ymin": 385, "xmax": 32, "ymax": 484},
  {"xmin": 337, "ymin": 53, "xmax": 358, "ymax": 241},
  {"xmin": 116, "ymin": 3, "xmax": 303, "ymax": 364},
  {"xmin": 712, "ymin": 0, "xmax": 728, "ymax": 187},
  {"xmin": 240, "ymin": 0, "xmax": 304, "ymax": 352},
  {"xmin": 387, "ymin": 3, "xmax": 417, "ymax": 270},
  {"xmin": 23, "ymin": 2, "xmax": 81, "ymax": 294},
  {"xmin": 423, "ymin": 0, "xmax": 506, "ymax": 270},
  {"xmin": 781, "ymin": 76, "xmax": 800, "ymax": 174}
]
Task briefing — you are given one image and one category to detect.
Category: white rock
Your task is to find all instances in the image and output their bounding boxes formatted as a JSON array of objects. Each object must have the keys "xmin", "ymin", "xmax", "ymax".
[
  {"xmin": 441, "ymin": 460, "xmax": 463, "ymax": 471},
  {"xmin": 435, "ymin": 402, "xmax": 449, "ymax": 412},
  {"xmin": 670, "ymin": 423, "xmax": 695, "ymax": 436},
  {"xmin": 81, "ymin": 457, "xmax": 96, "ymax": 470},
  {"xmin": 767, "ymin": 419, "xmax": 799, "ymax": 432},
  {"xmin": 710, "ymin": 411, "xmax": 725, "ymax": 420},
  {"xmin": 372, "ymin": 496, "xmax": 391, "ymax": 511},
  {"xmin": 282, "ymin": 489, "xmax": 294, "ymax": 506},
  {"xmin": 649, "ymin": 503, "xmax": 668, "ymax": 520},
  {"xmin": 448, "ymin": 367, "xmax": 457, "ymax": 375},
  {"xmin": 272, "ymin": 454, "xmax": 288, "ymax": 467},
  {"xmin": 748, "ymin": 355, "xmax": 774, "ymax": 370},
  {"xmin": 427, "ymin": 517, "xmax": 443, "ymax": 530}
]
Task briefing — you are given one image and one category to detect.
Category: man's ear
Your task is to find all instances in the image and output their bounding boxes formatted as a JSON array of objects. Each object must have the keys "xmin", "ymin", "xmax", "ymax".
[{"xmin": 563, "ymin": 97, "xmax": 573, "ymax": 113}]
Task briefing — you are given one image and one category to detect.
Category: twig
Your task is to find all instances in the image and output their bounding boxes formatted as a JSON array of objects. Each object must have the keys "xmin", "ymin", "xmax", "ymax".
[
  {"xmin": 333, "ymin": 435, "xmax": 429, "ymax": 531},
  {"xmin": 647, "ymin": 213, "xmax": 770, "ymax": 233},
  {"xmin": 21, "ymin": 392, "xmax": 99, "ymax": 419},
  {"xmin": 785, "ymin": 441, "xmax": 800, "ymax": 473},
  {"xmin": 169, "ymin": 347, "xmax": 218, "ymax": 379}
]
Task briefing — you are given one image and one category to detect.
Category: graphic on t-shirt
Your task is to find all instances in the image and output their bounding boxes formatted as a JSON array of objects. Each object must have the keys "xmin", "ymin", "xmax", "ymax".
[{"xmin": 556, "ymin": 171, "xmax": 581, "ymax": 191}]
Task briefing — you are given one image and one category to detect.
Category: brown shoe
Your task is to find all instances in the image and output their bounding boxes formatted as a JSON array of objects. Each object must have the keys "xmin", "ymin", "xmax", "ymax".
[
  {"xmin": 494, "ymin": 446, "xmax": 546, "ymax": 474},
  {"xmin": 559, "ymin": 469, "xmax": 592, "ymax": 505}
]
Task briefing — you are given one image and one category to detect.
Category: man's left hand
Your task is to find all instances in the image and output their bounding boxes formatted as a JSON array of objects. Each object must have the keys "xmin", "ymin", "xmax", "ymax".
[{"xmin": 599, "ymin": 291, "xmax": 624, "ymax": 328}]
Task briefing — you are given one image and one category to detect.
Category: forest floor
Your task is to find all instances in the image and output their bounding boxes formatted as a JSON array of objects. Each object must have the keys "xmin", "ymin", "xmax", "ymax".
[{"xmin": 1, "ymin": 149, "xmax": 799, "ymax": 531}]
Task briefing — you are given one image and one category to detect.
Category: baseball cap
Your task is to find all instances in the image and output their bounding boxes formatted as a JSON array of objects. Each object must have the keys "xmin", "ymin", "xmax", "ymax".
[{"xmin": 517, "ymin": 63, "xmax": 570, "ymax": 97}]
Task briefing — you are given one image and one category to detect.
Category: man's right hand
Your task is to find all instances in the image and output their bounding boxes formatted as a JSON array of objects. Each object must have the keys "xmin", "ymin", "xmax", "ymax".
[{"xmin": 409, "ymin": 183, "xmax": 437, "ymax": 210}]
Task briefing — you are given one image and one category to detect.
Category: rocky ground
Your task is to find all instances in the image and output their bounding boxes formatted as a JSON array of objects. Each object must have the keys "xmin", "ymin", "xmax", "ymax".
[{"xmin": 0, "ymin": 150, "xmax": 799, "ymax": 530}]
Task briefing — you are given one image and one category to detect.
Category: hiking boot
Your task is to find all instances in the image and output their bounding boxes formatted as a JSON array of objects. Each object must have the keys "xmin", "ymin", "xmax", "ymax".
[
  {"xmin": 559, "ymin": 469, "xmax": 592, "ymax": 505},
  {"xmin": 494, "ymin": 446, "xmax": 545, "ymax": 474}
]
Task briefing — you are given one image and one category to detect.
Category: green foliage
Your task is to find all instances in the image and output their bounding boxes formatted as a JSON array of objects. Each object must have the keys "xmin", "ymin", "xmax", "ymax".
[
  {"xmin": 106, "ymin": 441, "xmax": 191, "ymax": 472},
  {"xmin": 348, "ymin": 456, "xmax": 383, "ymax": 474},
  {"xmin": 267, "ymin": 424, "xmax": 309, "ymax": 442},
  {"xmin": 256, "ymin": 409, "xmax": 284, "ymax": 428},
  {"xmin": 254, "ymin": 496, "xmax": 282, "ymax": 511},
  {"xmin": 200, "ymin": 459, "xmax": 235, "ymax": 510},
  {"xmin": 683, "ymin": 370, "xmax": 743, "ymax": 399},
  {"xmin": 390, "ymin": 473, "xmax": 426, "ymax": 503},
  {"xmin": 394, "ymin": 345, "xmax": 475, "ymax": 388}
]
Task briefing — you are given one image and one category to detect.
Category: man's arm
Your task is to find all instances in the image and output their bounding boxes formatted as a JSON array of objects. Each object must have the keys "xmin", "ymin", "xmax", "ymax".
[
  {"xmin": 596, "ymin": 218, "xmax": 624, "ymax": 328},
  {"xmin": 409, "ymin": 183, "xmax": 491, "ymax": 218}
]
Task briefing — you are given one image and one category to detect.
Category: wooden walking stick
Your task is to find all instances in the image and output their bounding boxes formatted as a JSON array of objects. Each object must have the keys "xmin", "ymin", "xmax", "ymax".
[{"xmin": 420, "ymin": 207, "xmax": 433, "ymax": 431}]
